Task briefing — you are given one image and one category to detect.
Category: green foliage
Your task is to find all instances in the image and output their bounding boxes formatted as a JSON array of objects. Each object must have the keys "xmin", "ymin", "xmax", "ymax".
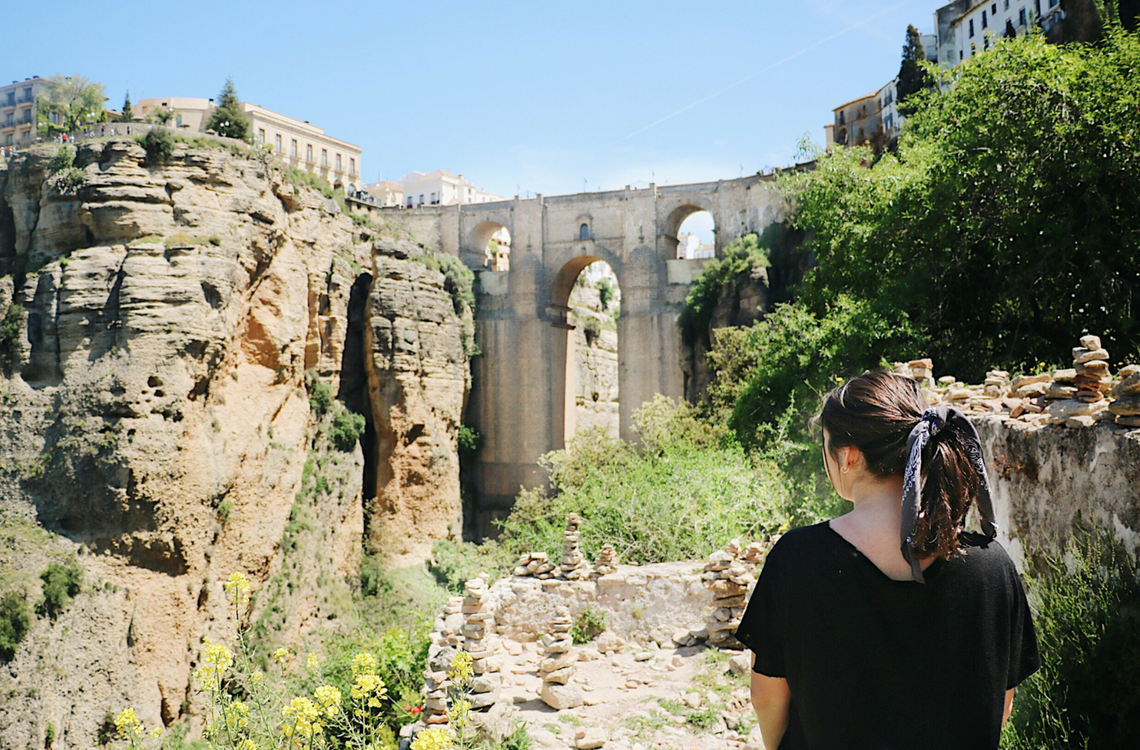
[
  {"xmin": 330, "ymin": 410, "xmax": 366, "ymax": 452},
  {"xmin": 45, "ymin": 722, "xmax": 55, "ymax": 745},
  {"xmin": 216, "ymin": 499, "xmax": 234, "ymax": 525},
  {"xmin": 580, "ymin": 316, "xmax": 602, "ymax": 346},
  {"xmin": 497, "ymin": 397, "xmax": 791, "ymax": 564},
  {"xmin": 428, "ymin": 539, "xmax": 512, "ymax": 594},
  {"xmin": 51, "ymin": 167, "xmax": 86, "ymax": 193},
  {"xmin": 896, "ymin": 24, "xmax": 931, "ymax": 115},
  {"xmin": 309, "ymin": 380, "xmax": 333, "ymax": 415},
  {"xmin": 0, "ymin": 590, "xmax": 32, "ymax": 662},
  {"xmin": 1002, "ymin": 531, "xmax": 1140, "ymax": 749},
  {"xmin": 285, "ymin": 166, "xmax": 335, "ymax": 199},
  {"xmin": 785, "ymin": 31, "xmax": 1140, "ymax": 380},
  {"xmin": 597, "ymin": 277, "xmax": 615, "ymax": 311},
  {"xmin": 457, "ymin": 424, "xmax": 481, "ymax": 453},
  {"xmin": 359, "ymin": 554, "xmax": 393, "ymax": 599},
  {"xmin": 570, "ymin": 606, "xmax": 606, "ymax": 645},
  {"xmin": 142, "ymin": 127, "xmax": 175, "ymax": 164},
  {"xmin": 146, "ymin": 106, "xmax": 175, "ymax": 125},
  {"xmin": 119, "ymin": 91, "xmax": 132, "ymax": 122},
  {"xmin": 38, "ymin": 74, "xmax": 106, "ymax": 134},
  {"xmin": 0, "ymin": 304, "xmax": 26, "ymax": 375},
  {"xmin": 679, "ymin": 233, "xmax": 769, "ymax": 347},
  {"xmin": 46, "ymin": 144, "xmax": 75, "ymax": 173},
  {"xmin": 204, "ymin": 77, "xmax": 251, "ymax": 141},
  {"xmin": 37, "ymin": 561, "xmax": 82, "ymax": 620},
  {"xmin": 413, "ymin": 251, "xmax": 476, "ymax": 317}
]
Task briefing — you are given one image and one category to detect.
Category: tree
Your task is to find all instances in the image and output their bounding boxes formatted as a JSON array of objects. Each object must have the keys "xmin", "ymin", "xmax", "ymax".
[
  {"xmin": 896, "ymin": 25, "xmax": 930, "ymax": 116},
  {"xmin": 37, "ymin": 74, "xmax": 106, "ymax": 134},
  {"xmin": 119, "ymin": 91, "xmax": 133, "ymax": 122},
  {"xmin": 204, "ymin": 77, "xmax": 250, "ymax": 141}
]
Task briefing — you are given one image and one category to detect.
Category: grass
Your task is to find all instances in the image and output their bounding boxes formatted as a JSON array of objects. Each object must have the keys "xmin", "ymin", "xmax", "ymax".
[{"xmin": 164, "ymin": 232, "xmax": 221, "ymax": 248}]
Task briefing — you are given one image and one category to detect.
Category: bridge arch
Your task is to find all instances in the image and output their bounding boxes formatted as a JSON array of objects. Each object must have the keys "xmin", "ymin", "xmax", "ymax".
[
  {"xmin": 469, "ymin": 219, "xmax": 512, "ymax": 270},
  {"xmin": 664, "ymin": 203, "xmax": 717, "ymax": 258}
]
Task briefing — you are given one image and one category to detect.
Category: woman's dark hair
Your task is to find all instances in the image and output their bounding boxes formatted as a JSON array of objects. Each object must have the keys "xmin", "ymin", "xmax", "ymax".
[{"xmin": 819, "ymin": 370, "xmax": 980, "ymax": 560}]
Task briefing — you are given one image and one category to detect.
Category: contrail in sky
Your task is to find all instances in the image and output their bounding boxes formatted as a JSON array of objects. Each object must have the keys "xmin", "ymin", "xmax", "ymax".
[{"xmin": 615, "ymin": 0, "xmax": 914, "ymax": 144}]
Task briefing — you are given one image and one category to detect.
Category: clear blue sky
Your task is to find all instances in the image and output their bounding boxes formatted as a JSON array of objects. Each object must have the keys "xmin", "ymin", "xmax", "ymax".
[{"xmin": 6, "ymin": 1, "xmax": 935, "ymax": 207}]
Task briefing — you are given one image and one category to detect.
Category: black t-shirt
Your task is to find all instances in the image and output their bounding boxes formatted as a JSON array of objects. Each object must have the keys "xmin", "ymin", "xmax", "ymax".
[{"xmin": 735, "ymin": 522, "xmax": 1040, "ymax": 750}]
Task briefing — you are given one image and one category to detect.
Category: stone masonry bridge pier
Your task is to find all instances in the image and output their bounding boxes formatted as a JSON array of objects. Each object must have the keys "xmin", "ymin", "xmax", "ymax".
[{"xmin": 352, "ymin": 175, "xmax": 788, "ymax": 534}]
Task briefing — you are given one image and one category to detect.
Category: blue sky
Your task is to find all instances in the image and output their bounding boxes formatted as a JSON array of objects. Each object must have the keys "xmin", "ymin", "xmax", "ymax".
[{"xmin": 6, "ymin": 0, "xmax": 936, "ymax": 239}]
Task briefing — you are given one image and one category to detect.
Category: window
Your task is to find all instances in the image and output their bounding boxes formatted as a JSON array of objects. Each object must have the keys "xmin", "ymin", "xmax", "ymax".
[
  {"xmin": 982, "ymin": 10, "xmax": 988, "ymax": 28},
  {"xmin": 960, "ymin": 49, "xmax": 964, "ymax": 60},
  {"xmin": 992, "ymin": 3, "xmax": 998, "ymax": 13},
  {"xmin": 50, "ymin": 111, "xmax": 59, "ymax": 125},
  {"xmin": 1049, "ymin": 0, "xmax": 1058, "ymax": 6},
  {"xmin": 1035, "ymin": 0, "xmax": 1041, "ymax": 15},
  {"xmin": 971, "ymin": 42, "xmax": 977, "ymax": 55},
  {"xmin": 1005, "ymin": 0, "xmax": 1009, "ymax": 8},
  {"xmin": 176, "ymin": 113, "xmax": 183, "ymax": 127},
  {"xmin": 257, "ymin": 128, "xmax": 265, "ymax": 144},
  {"xmin": 839, "ymin": 111, "xmax": 845, "ymax": 125},
  {"xmin": 336, "ymin": 153, "xmax": 342, "ymax": 171},
  {"xmin": 430, "ymin": 192, "xmax": 437, "ymax": 204},
  {"xmin": 984, "ymin": 37, "xmax": 990, "ymax": 50},
  {"xmin": 321, "ymin": 148, "xmax": 327, "ymax": 167},
  {"xmin": 291, "ymin": 139, "xmax": 298, "ymax": 157},
  {"xmin": 306, "ymin": 144, "xmax": 313, "ymax": 162},
  {"xmin": 579, "ymin": 223, "xmax": 589, "ymax": 240},
  {"xmin": 349, "ymin": 158, "xmax": 355, "ymax": 175},
  {"xmin": 1019, "ymin": 7, "xmax": 1027, "ymax": 25},
  {"xmin": 275, "ymin": 134, "xmax": 282, "ymax": 152},
  {"xmin": 969, "ymin": 19, "xmax": 975, "ymax": 37}
]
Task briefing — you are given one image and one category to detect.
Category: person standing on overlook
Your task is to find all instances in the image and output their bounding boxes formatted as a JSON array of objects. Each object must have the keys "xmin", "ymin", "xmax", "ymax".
[{"xmin": 736, "ymin": 370, "xmax": 1040, "ymax": 749}]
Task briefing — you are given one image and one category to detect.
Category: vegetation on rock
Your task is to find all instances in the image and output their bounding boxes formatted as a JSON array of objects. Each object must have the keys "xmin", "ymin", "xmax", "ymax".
[
  {"xmin": 37, "ymin": 560, "xmax": 83, "ymax": 620},
  {"xmin": 0, "ymin": 591, "xmax": 32, "ymax": 663},
  {"xmin": 0, "ymin": 303, "xmax": 26, "ymax": 374},
  {"xmin": 204, "ymin": 77, "xmax": 251, "ymax": 141},
  {"xmin": 679, "ymin": 233, "xmax": 769, "ymax": 348},
  {"xmin": 142, "ymin": 127, "xmax": 175, "ymax": 164},
  {"xmin": 36, "ymin": 74, "xmax": 106, "ymax": 136}
]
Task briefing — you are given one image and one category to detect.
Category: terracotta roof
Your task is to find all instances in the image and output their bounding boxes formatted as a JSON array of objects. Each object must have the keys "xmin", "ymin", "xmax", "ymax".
[{"xmin": 832, "ymin": 92, "xmax": 879, "ymax": 112}]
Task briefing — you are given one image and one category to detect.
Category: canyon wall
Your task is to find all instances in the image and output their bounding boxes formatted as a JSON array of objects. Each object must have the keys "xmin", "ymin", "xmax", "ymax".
[{"xmin": 0, "ymin": 139, "xmax": 469, "ymax": 749}]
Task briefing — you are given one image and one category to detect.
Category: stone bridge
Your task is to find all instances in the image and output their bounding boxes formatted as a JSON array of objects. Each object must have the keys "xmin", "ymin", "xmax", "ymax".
[{"xmin": 351, "ymin": 175, "xmax": 788, "ymax": 533}]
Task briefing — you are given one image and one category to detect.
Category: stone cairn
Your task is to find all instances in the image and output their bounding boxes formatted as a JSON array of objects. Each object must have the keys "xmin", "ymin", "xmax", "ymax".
[
  {"xmin": 559, "ymin": 513, "xmax": 591, "ymax": 580},
  {"xmin": 1037, "ymin": 335, "xmax": 1114, "ymax": 428},
  {"xmin": 1111, "ymin": 364, "xmax": 1140, "ymax": 428},
  {"xmin": 594, "ymin": 544, "xmax": 617, "ymax": 576},
  {"xmin": 422, "ymin": 596, "xmax": 465, "ymax": 727},
  {"xmin": 702, "ymin": 543, "xmax": 757, "ymax": 649},
  {"xmin": 539, "ymin": 606, "xmax": 583, "ymax": 710},
  {"xmin": 893, "ymin": 358, "xmax": 934, "ymax": 389},
  {"xmin": 513, "ymin": 551, "xmax": 556, "ymax": 579},
  {"xmin": 461, "ymin": 577, "xmax": 503, "ymax": 710}
]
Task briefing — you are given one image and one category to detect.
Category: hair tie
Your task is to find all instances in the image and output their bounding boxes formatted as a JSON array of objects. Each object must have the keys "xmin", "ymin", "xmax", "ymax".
[{"xmin": 900, "ymin": 406, "xmax": 998, "ymax": 583}]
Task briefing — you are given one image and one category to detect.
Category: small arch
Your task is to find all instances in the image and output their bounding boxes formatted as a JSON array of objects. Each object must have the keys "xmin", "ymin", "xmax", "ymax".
[
  {"xmin": 469, "ymin": 220, "xmax": 511, "ymax": 271},
  {"xmin": 579, "ymin": 223, "xmax": 590, "ymax": 241},
  {"xmin": 664, "ymin": 203, "xmax": 715, "ymax": 259}
]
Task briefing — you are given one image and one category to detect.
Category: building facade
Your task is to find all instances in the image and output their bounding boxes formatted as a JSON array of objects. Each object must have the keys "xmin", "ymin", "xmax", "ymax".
[
  {"xmin": 937, "ymin": 0, "xmax": 1063, "ymax": 67},
  {"xmin": 132, "ymin": 97, "xmax": 362, "ymax": 190},
  {"xmin": 362, "ymin": 178, "xmax": 404, "ymax": 207},
  {"xmin": 1, "ymin": 77, "xmax": 47, "ymax": 147},
  {"xmin": 829, "ymin": 92, "xmax": 880, "ymax": 147},
  {"xmin": 401, "ymin": 170, "xmax": 502, "ymax": 208}
]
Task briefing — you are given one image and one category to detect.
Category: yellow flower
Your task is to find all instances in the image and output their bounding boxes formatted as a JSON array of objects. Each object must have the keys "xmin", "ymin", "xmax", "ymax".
[
  {"xmin": 282, "ymin": 695, "xmax": 321, "ymax": 739},
  {"xmin": 448, "ymin": 651, "xmax": 473, "ymax": 684},
  {"xmin": 223, "ymin": 572, "xmax": 252, "ymax": 607},
  {"xmin": 114, "ymin": 708, "xmax": 142, "ymax": 739},
  {"xmin": 306, "ymin": 652, "xmax": 320, "ymax": 670},
  {"xmin": 195, "ymin": 643, "xmax": 234, "ymax": 691},
  {"xmin": 148, "ymin": 726, "xmax": 163, "ymax": 739},
  {"xmin": 315, "ymin": 685, "xmax": 342, "ymax": 717},
  {"xmin": 225, "ymin": 700, "xmax": 250, "ymax": 730},
  {"xmin": 352, "ymin": 652, "xmax": 377, "ymax": 676},
  {"xmin": 251, "ymin": 670, "xmax": 263, "ymax": 685},
  {"xmin": 273, "ymin": 647, "xmax": 290, "ymax": 665},
  {"xmin": 410, "ymin": 727, "xmax": 454, "ymax": 750},
  {"xmin": 449, "ymin": 698, "xmax": 470, "ymax": 731},
  {"xmin": 350, "ymin": 672, "xmax": 387, "ymax": 703},
  {"xmin": 236, "ymin": 740, "xmax": 259, "ymax": 750}
]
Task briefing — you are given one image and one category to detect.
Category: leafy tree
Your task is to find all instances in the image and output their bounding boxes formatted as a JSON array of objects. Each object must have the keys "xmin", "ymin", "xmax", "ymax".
[
  {"xmin": 142, "ymin": 127, "xmax": 175, "ymax": 164},
  {"xmin": 37, "ymin": 74, "xmax": 106, "ymax": 134},
  {"xmin": 205, "ymin": 77, "xmax": 251, "ymax": 141},
  {"xmin": 678, "ymin": 233, "xmax": 769, "ymax": 347},
  {"xmin": 119, "ymin": 90, "xmax": 133, "ymax": 122},
  {"xmin": 779, "ymin": 31, "xmax": 1140, "ymax": 382},
  {"xmin": 146, "ymin": 106, "xmax": 175, "ymax": 125},
  {"xmin": 896, "ymin": 24, "xmax": 930, "ymax": 115}
]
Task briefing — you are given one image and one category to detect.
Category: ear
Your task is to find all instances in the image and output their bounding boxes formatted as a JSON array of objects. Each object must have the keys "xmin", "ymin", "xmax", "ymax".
[{"xmin": 840, "ymin": 445, "xmax": 862, "ymax": 473}]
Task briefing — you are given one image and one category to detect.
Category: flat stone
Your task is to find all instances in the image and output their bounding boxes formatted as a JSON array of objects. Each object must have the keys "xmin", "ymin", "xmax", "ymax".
[
  {"xmin": 1109, "ymin": 396, "xmax": 1140, "ymax": 417},
  {"xmin": 577, "ymin": 728, "xmax": 607, "ymax": 749},
  {"xmin": 540, "ymin": 682, "xmax": 583, "ymax": 710},
  {"xmin": 1073, "ymin": 347, "xmax": 1110, "ymax": 364},
  {"xmin": 1066, "ymin": 415, "xmax": 1097, "ymax": 428},
  {"xmin": 544, "ymin": 666, "xmax": 574, "ymax": 684},
  {"xmin": 1114, "ymin": 373, "xmax": 1140, "ymax": 398},
  {"xmin": 1017, "ymin": 382, "xmax": 1048, "ymax": 398},
  {"xmin": 1079, "ymin": 335, "xmax": 1102, "ymax": 350}
]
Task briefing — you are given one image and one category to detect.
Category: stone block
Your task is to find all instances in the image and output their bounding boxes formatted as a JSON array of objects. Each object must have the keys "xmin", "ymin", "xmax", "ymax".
[{"xmin": 540, "ymin": 682, "xmax": 583, "ymax": 710}]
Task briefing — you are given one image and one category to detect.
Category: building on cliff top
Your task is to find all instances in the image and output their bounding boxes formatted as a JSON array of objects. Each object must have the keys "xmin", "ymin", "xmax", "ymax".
[
  {"xmin": 361, "ymin": 177, "xmax": 404, "ymax": 207},
  {"xmin": 134, "ymin": 96, "xmax": 362, "ymax": 190},
  {"xmin": 401, "ymin": 170, "xmax": 502, "ymax": 208},
  {"xmin": 1, "ymin": 76, "xmax": 48, "ymax": 147}
]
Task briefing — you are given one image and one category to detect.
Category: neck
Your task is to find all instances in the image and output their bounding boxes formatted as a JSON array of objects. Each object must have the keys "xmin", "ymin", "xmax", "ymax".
[{"xmin": 844, "ymin": 475, "xmax": 906, "ymax": 526}]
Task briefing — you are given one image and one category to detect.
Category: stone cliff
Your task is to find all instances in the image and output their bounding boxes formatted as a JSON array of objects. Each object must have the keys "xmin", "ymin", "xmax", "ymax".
[{"xmin": 0, "ymin": 139, "xmax": 470, "ymax": 749}]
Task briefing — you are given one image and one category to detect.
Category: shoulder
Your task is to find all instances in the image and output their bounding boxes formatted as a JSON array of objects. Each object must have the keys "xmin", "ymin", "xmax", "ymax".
[
  {"xmin": 763, "ymin": 522, "xmax": 836, "ymax": 571},
  {"xmin": 947, "ymin": 533, "xmax": 1024, "ymax": 588}
]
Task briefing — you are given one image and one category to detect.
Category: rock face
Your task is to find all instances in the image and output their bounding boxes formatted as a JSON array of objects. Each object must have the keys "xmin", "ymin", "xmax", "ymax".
[
  {"xmin": 567, "ymin": 268, "xmax": 619, "ymax": 439},
  {"xmin": 0, "ymin": 140, "xmax": 470, "ymax": 749}
]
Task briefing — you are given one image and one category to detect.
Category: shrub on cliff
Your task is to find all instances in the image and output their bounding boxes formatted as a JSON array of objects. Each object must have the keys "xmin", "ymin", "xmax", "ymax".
[
  {"xmin": 0, "ymin": 591, "xmax": 32, "ymax": 663},
  {"xmin": 37, "ymin": 561, "xmax": 82, "ymax": 620},
  {"xmin": 330, "ymin": 409, "xmax": 366, "ymax": 451},
  {"xmin": 412, "ymin": 251, "xmax": 475, "ymax": 316},
  {"xmin": 142, "ymin": 126, "xmax": 175, "ymax": 164},
  {"xmin": 679, "ymin": 232, "xmax": 770, "ymax": 348},
  {"xmin": 0, "ymin": 304, "xmax": 26, "ymax": 375}
]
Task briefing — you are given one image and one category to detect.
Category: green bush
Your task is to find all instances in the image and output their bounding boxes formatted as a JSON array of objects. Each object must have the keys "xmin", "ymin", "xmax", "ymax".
[
  {"xmin": 1002, "ymin": 531, "xmax": 1140, "ymax": 749},
  {"xmin": 428, "ymin": 539, "xmax": 512, "ymax": 594},
  {"xmin": 329, "ymin": 409, "xmax": 365, "ymax": 451},
  {"xmin": 217, "ymin": 499, "xmax": 234, "ymax": 525},
  {"xmin": 38, "ymin": 561, "xmax": 82, "ymax": 619},
  {"xmin": 0, "ymin": 304, "xmax": 26, "ymax": 375},
  {"xmin": 496, "ymin": 397, "xmax": 792, "ymax": 564},
  {"xmin": 457, "ymin": 424, "xmax": 481, "ymax": 454},
  {"xmin": 51, "ymin": 166, "xmax": 86, "ymax": 193},
  {"xmin": 679, "ymin": 233, "xmax": 770, "ymax": 347},
  {"xmin": 45, "ymin": 144, "xmax": 75, "ymax": 173},
  {"xmin": 309, "ymin": 379, "xmax": 333, "ymax": 415},
  {"xmin": 570, "ymin": 606, "xmax": 606, "ymax": 645},
  {"xmin": 142, "ymin": 127, "xmax": 175, "ymax": 164},
  {"xmin": 359, "ymin": 553, "xmax": 393, "ymax": 599},
  {"xmin": 581, "ymin": 316, "xmax": 602, "ymax": 347},
  {"xmin": 0, "ymin": 590, "xmax": 32, "ymax": 662},
  {"xmin": 597, "ymin": 277, "xmax": 615, "ymax": 311},
  {"xmin": 285, "ymin": 166, "xmax": 335, "ymax": 199}
]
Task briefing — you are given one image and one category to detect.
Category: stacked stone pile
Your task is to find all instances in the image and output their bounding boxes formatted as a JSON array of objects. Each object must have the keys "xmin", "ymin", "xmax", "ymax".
[
  {"xmin": 1045, "ymin": 336, "xmax": 1113, "ymax": 428},
  {"xmin": 539, "ymin": 606, "xmax": 583, "ymax": 710},
  {"xmin": 512, "ymin": 551, "xmax": 556, "ymax": 579},
  {"xmin": 1110, "ymin": 365, "xmax": 1140, "ymax": 428},
  {"xmin": 594, "ymin": 544, "xmax": 617, "ymax": 576},
  {"xmin": 702, "ymin": 547, "xmax": 755, "ymax": 649},
  {"xmin": 461, "ymin": 577, "xmax": 503, "ymax": 710},
  {"xmin": 559, "ymin": 513, "xmax": 591, "ymax": 580},
  {"xmin": 422, "ymin": 596, "xmax": 465, "ymax": 726},
  {"xmin": 893, "ymin": 358, "xmax": 934, "ymax": 388},
  {"xmin": 984, "ymin": 370, "xmax": 1011, "ymax": 397}
]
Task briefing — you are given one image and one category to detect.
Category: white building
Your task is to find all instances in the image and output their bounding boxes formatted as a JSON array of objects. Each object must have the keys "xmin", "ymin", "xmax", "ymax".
[
  {"xmin": 401, "ymin": 170, "xmax": 502, "ymax": 208},
  {"xmin": 677, "ymin": 232, "xmax": 714, "ymax": 260},
  {"xmin": 362, "ymin": 176, "xmax": 404, "ymax": 207},
  {"xmin": 878, "ymin": 78, "xmax": 902, "ymax": 142},
  {"xmin": 935, "ymin": 0, "xmax": 1063, "ymax": 68}
]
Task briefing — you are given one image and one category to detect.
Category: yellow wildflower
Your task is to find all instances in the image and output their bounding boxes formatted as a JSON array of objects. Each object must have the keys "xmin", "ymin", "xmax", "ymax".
[
  {"xmin": 148, "ymin": 726, "xmax": 163, "ymax": 739},
  {"xmin": 222, "ymin": 572, "xmax": 252, "ymax": 607},
  {"xmin": 225, "ymin": 700, "xmax": 250, "ymax": 730},
  {"xmin": 306, "ymin": 652, "xmax": 320, "ymax": 670},
  {"xmin": 251, "ymin": 670, "xmax": 263, "ymax": 685},
  {"xmin": 449, "ymin": 698, "xmax": 470, "ymax": 731},
  {"xmin": 350, "ymin": 672, "xmax": 387, "ymax": 702},
  {"xmin": 315, "ymin": 684, "xmax": 342, "ymax": 717},
  {"xmin": 273, "ymin": 647, "xmax": 290, "ymax": 665},
  {"xmin": 236, "ymin": 740, "xmax": 259, "ymax": 750},
  {"xmin": 114, "ymin": 708, "xmax": 142, "ymax": 739},
  {"xmin": 448, "ymin": 650, "xmax": 473, "ymax": 684},
  {"xmin": 281, "ymin": 696, "xmax": 321, "ymax": 740},
  {"xmin": 410, "ymin": 727, "xmax": 454, "ymax": 750},
  {"xmin": 195, "ymin": 643, "xmax": 234, "ymax": 691},
  {"xmin": 352, "ymin": 652, "xmax": 377, "ymax": 676}
]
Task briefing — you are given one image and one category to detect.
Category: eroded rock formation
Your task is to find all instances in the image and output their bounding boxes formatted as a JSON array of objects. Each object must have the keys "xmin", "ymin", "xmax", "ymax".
[{"xmin": 0, "ymin": 139, "xmax": 469, "ymax": 749}]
